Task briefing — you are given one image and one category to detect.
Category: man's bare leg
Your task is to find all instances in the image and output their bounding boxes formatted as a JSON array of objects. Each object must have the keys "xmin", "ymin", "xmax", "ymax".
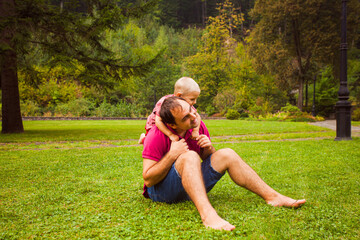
[
  {"xmin": 175, "ymin": 151, "xmax": 235, "ymax": 231},
  {"xmin": 211, "ymin": 148, "xmax": 306, "ymax": 208}
]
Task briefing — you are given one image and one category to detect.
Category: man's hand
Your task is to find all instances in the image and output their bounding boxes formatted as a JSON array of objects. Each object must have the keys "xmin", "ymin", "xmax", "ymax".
[
  {"xmin": 169, "ymin": 139, "xmax": 189, "ymax": 159},
  {"xmin": 196, "ymin": 135, "xmax": 212, "ymax": 149}
]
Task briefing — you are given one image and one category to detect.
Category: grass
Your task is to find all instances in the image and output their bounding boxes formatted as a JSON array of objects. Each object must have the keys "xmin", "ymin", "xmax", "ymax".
[
  {"xmin": 352, "ymin": 121, "xmax": 360, "ymax": 126},
  {"xmin": 0, "ymin": 119, "xmax": 330, "ymax": 143},
  {"xmin": 0, "ymin": 120, "xmax": 359, "ymax": 239}
]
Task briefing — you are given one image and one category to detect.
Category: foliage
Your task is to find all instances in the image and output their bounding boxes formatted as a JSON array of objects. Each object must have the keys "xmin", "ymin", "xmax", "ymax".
[
  {"xmin": 314, "ymin": 66, "xmax": 338, "ymax": 117},
  {"xmin": 226, "ymin": 109, "xmax": 241, "ymax": 120},
  {"xmin": 352, "ymin": 108, "xmax": 360, "ymax": 121},
  {"xmin": 185, "ymin": 14, "xmax": 232, "ymax": 111},
  {"xmin": 248, "ymin": 0, "xmax": 360, "ymax": 109},
  {"xmin": 280, "ymin": 103, "xmax": 301, "ymax": 114},
  {"xmin": 19, "ymin": 64, "xmax": 86, "ymax": 107},
  {"xmin": 20, "ymin": 101, "xmax": 42, "ymax": 117},
  {"xmin": 248, "ymin": 103, "xmax": 324, "ymax": 122},
  {"xmin": 248, "ymin": 101, "xmax": 271, "ymax": 118},
  {"xmin": 213, "ymin": 88, "xmax": 237, "ymax": 114},
  {"xmin": 0, "ymin": 0, "xmax": 162, "ymax": 133},
  {"xmin": 54, "ymin": 99, "xmax": 95, "ymax": 117},
  {"xmin": 185, "ymin": 7, "xmax": 286, "ymax": 115},
  {"xmin": 4, "ymin": 0, "xmax": 359, "ymax": 125},
  {"xmin": 348, "ymin": 56, "xmax": 360, "ymax": 106}
]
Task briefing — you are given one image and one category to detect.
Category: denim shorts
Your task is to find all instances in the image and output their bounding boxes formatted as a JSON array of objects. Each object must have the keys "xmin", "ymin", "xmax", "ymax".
[{"xmin": 147, "ymin": 154, "xmax": 224, "ymax": 203}]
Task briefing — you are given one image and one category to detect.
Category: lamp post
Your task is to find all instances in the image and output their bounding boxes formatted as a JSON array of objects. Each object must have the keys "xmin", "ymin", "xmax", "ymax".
[
  {"xmin": 335, "ymin": 0, "xmax": 352, "ymax": 140},
  {"xmin": 312, "ymin": 74, "xmax": 316, "ymax": 117}
]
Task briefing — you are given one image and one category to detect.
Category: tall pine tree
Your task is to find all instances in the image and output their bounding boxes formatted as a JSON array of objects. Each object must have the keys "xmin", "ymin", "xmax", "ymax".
[{"xmin": 0, "ymin": 0, "xmax": 158, "ymax": 133}]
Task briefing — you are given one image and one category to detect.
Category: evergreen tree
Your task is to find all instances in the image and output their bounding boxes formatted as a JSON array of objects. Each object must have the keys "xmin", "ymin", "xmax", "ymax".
[{"xmin": 0, "ymin": 0, "xmax": 158, "ymax": 133}]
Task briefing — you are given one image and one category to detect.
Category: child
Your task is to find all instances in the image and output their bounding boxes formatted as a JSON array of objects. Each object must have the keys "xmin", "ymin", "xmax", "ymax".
[{"xmin": 139, "ymin": 77, "xmax": 201, "ymax": 144}]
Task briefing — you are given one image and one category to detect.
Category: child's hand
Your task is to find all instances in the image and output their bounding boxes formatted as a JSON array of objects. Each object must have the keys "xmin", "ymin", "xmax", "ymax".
[
  {"xmin": 169, "ymin": 134, "xmax": 180, "ymax": 142},
  {"xmin": 196, "ymin": 135, "xmax": 212, "ymax": 149},
  {"xmin": 191, "ymin": 130, "xmax": 200, "ymax": 140}
]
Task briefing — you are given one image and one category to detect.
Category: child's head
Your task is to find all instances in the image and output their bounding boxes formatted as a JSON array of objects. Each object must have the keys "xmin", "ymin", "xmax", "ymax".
[{"xmin": 174, "ymin": 77, "xmax": 200, "ymax": 106}]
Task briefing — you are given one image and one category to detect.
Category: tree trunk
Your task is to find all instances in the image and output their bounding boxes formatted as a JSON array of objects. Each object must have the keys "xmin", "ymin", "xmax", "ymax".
[
  {"xmin": 292, "ymin": 18, "xmax": 304, "ymax": 111},
  {"xmin": 0, "ymin": 0, "xmax": 24, "ymax": 133},
  {"xmin": 305, "ymin": 79, "xmax": 308, "ymax": 108},
  {"xmin": 297, "ymin": 75, "xmax": 304, "ymax": 110}
]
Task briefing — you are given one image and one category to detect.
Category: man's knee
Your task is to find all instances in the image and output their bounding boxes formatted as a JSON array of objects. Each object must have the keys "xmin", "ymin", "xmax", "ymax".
[
  {"xmin": 215, "ymin": 148, "xmax": 239, "ymax": 160},
  {"xmin": 211, "ymin": 148, "xmax": 242, "ymax": 173},
  {"xmin": 177, "ymin": 150, "xmax": 201, "ymax": 164}
]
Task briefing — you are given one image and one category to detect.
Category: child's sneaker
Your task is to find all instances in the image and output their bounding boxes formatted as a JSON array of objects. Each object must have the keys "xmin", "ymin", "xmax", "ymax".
[{"xmin": 138, "ymin": 133, "xmax": 146, "ymax": 144}]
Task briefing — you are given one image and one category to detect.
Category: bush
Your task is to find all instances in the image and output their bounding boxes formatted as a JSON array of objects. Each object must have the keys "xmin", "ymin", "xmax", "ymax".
[
  {"xmin": 94, "ymin": 100, "xmax": 119, "ymax": 117},
  {"xmin": 20, "ymin": 101, "xmax": 42, "ymax": 116},
  {"xmin": 213, "ymin": 89, "xmax": 236, "ymax": 114},
  {"xmin": 94, "ymin": 99, "xmax": 143, "ymax": 117},
  {"xmin": 352, "ymin": 108, "xmax": 360, "ymax": 121},
  {"xmin": 226, "ymin": 109, "xmax": 240, "ymax": 120},
  {"xmin": 205, "ymin": 105, "xmax": 217, "ymax": 117},
  {"xmin": 248, "ymin": 105, "xmax": 266, "ymax": 118},
  {"xmin": 247, "ymin": 102, "xmax": 325, "ymax": 122},
  {"xmin": 280, "ymin": 103, "xmax": 301, "ymax": 115},
  {"xmin": 240, "ymin": 111, "xmax": 249, "ymax": 118},
  {"xmin": 55, "ymin": 99, "xmax": 95, "ymax": 117}
]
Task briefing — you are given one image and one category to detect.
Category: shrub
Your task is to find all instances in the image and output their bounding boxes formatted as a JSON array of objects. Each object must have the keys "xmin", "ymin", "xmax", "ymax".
[
  {"xmin": 226, "ymin": 109, "xmax": 240, "ymax": 120},
  {"xmin": 213, "ymin": 89, "xmax": 236, "ymax": 114},
  {"xmin": 240, "ymin": 111, "xmax": 249, "ymax": 118},
  {"xmin": 280, "ymin": 103, "xmax": 301, "ymax": 115},
  {"xmin": 94, "ymin": 100, "xmax": 119, "ymax": 117},
  {"xmin": 55, "ymin": 98, "xmax": 95, "ymax": 117},
  {"xmin": 94, "ymin": 99, "xmax": 143, "ymax": 117},
  {"xmin": 248, "ymin": 105, "xmax": 265, "ymax": 118},
  {"xmin": 352, "ymin": 108, "xmax": 360, "ymax": 121},
  {"xmin": 20, "ymin": 101, "xmax": 42, "ymax": 116},
  {"xmin": 205, "ymin": 105, "xmax": 217, "ymax": 117}
]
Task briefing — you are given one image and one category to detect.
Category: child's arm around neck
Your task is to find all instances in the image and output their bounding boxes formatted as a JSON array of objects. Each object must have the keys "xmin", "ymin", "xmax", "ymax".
[
  {"xmin": 191, "ymin": 112, "xmax": 201, "ymax": 139},
  {"xmin": 155, "ymin": 115, "xmax": 179, "ymax": 142}
]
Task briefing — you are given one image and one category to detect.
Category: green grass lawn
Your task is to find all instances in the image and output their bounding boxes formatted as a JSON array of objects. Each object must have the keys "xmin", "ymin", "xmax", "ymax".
[{"xmin": 1, "ymin": 120, "xmax": 359, "ymax": 239}]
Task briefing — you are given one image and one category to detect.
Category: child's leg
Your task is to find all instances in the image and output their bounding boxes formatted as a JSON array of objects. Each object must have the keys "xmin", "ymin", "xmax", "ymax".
[
  {"xmin": 138, "ymin": 129, "xmax": 149, "ymax": 144},
  {"xmin": 138, "ymin": 133, "xmax": 146, "ymax": 144}
]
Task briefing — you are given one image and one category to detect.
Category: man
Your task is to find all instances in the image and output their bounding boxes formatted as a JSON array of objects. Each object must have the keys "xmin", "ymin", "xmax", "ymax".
[{"xmin": 142, "ymin": 96, "xmax": 306, "ymax": 231}]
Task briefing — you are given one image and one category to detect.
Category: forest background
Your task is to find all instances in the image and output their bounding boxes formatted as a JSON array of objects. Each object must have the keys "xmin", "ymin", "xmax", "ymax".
[{"xmin": 1, "ymin": 0, "xmax": 360, "ymax": 133}]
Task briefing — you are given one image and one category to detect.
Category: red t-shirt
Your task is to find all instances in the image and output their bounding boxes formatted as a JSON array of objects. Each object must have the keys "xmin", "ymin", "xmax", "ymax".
[{"xmin": 142, "ymin": 121, "xmax": 210, "ymax": 198}]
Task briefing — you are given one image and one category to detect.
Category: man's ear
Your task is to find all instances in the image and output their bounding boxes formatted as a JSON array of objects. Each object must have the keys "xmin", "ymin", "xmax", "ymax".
[{"xmin": 175, "ymin": 92, "xmax": 182, "ymax": 97}]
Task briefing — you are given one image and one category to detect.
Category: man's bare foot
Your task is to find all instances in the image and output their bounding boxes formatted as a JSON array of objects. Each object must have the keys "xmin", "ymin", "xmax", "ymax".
[
  {"xmin": 266, "ymin": 194, "xmax": 306, "ymax": 208},
  {"xmin": 202, "ymin": 211, "xmax": 235, "ymax": 231}
]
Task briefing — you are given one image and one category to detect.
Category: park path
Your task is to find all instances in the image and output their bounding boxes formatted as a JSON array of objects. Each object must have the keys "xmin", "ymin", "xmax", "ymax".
[{"xmin": 309, "ymin": 120, "xmax": 360, "ymax": 137}]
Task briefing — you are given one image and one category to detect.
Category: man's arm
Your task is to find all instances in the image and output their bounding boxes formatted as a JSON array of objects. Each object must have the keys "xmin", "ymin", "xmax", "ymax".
[
  {"xmin": 143, "ymin": 139, "xmax": 188, "ymax": 187},
  {"xmin": 197, "ymin": 134, "xmax": 216, "ymax": 160}
]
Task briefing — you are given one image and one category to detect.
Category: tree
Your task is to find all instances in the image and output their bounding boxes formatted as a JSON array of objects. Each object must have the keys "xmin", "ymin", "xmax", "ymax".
[
  {"xmin": 0, "ymin": 0, "xmax": 159, "ymax": 133},
  {"xmin": 249, "ymin": 0, "xmax": 360, "ymax": 110},
  {"xmin": 185, "ymin": 0, "xmax": 245, "ymax": 111},
  {"xmin": 185, "ymin": 13, "xmax": 233, "ymax": 110}
]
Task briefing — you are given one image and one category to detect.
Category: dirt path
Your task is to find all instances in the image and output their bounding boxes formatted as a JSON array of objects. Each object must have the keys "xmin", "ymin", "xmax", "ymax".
[{"xmin": 309, "ymin": 120, "xmax": 360, "ymax": 137}]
